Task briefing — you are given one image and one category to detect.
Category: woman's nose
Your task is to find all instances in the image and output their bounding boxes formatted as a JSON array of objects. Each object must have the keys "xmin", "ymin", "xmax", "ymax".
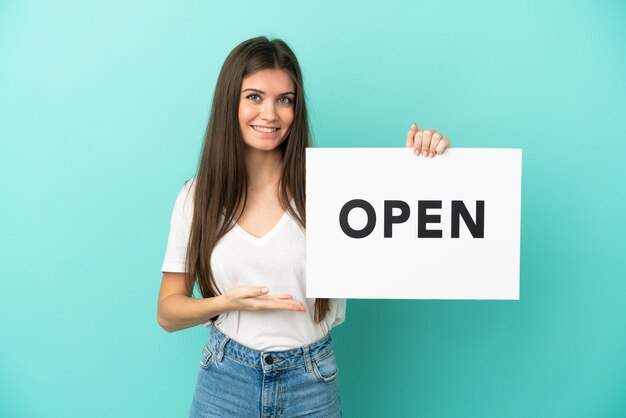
[{"xmin": 259, "ymin": 101, "xmax": 278, "ymax": 121}]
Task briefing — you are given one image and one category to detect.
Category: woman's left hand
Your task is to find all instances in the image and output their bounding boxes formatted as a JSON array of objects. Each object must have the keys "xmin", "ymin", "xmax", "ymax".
[{"xmin": 405, "ymin": 122, "xmax": 451, "ymax": 157}]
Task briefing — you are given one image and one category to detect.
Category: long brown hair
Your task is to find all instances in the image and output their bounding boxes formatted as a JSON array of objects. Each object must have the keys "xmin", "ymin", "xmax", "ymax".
[{"xmin": 184, "ymin": 36, "xmax": 330, "ymax": 323}]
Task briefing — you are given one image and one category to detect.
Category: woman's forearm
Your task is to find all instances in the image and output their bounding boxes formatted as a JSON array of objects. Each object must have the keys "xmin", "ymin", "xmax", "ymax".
[{"xmin": 157, "ymin": 294, "xmax": 229, "ymax": 332}]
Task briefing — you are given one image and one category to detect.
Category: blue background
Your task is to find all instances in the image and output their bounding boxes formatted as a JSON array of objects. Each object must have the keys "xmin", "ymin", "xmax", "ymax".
[{"xmin": 1, "ymin": 1, "xmax": 625, "ymax": 417}]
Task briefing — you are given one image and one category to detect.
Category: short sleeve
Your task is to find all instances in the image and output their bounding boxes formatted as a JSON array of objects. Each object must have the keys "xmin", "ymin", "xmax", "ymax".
[{"xmin": 161, "ymin": 179, "xmax": 195, "ymax": 273}]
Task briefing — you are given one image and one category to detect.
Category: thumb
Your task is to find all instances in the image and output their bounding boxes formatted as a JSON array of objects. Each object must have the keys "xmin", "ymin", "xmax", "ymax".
[
  {"xmin": 405, "ymin": 122, "xmax": 418, "ymax": 147},
  {"xmin": 237, "ymin": 286, "xmax": 269, "ymax": 298}
]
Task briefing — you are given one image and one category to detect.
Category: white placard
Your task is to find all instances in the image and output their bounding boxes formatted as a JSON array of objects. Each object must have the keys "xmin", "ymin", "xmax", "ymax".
[{"xmin": 306, "ymin": 148, "xmax": 521, "ymax": 299}]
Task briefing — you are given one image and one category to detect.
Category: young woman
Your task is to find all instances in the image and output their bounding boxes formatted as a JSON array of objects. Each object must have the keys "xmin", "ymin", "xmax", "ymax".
[{"xmin": 158, "ymin": 36, "xmax": 450, "ymax": 418}]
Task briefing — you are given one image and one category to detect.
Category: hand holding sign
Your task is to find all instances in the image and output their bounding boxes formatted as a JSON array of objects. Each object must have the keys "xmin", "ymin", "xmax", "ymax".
[{"xmin": 405, "ymin": 122, "xmax": 451, "ymax": 157}]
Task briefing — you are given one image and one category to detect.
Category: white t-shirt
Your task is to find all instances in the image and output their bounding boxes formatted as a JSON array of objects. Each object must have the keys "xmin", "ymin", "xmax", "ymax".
[{"xmin": 161, "ymin": 178, "xmax": 346, "ymax": 351}]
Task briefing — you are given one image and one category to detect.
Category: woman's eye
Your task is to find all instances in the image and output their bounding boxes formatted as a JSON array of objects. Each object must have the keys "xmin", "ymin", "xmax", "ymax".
[
  {"xmin": 278, "ymin": 97, "xmax": 293, "ymax": 105},
  {"xmin": 246, "ymin": 94, "xmax": 261, "ymax": 101}
]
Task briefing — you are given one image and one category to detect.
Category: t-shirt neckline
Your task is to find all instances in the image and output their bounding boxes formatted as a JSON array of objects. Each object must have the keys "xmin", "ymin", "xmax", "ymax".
[{"xmin": 233, "ymin": 210, "xmax": 291, "ymax": 245}]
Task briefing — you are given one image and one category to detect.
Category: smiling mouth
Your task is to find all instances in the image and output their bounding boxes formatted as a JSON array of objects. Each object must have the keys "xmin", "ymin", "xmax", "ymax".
[{"xmin": 251, "ymin": 125, "xmax": 279, "ymax": 133}]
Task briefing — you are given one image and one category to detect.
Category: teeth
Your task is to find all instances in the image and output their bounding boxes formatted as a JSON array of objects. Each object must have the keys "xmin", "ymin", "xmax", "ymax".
[{"xmin": 252, "ymin": 125, "xmax": 278, "ymax": 133}]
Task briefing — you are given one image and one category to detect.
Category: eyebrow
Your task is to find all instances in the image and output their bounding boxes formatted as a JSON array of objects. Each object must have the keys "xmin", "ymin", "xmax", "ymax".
[{"xmin": 242, "ymin": 88, "xmax": 295, "ymax": 96}]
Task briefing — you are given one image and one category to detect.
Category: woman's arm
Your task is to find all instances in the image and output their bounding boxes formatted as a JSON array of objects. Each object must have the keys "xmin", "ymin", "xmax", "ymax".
[
  {"xmin": 157, "ymin": 272, "xmax": 306, "ymax": 332},
  {"xmin": 157, "ymin": 272, "xmax": 225, "ymax": 332}
]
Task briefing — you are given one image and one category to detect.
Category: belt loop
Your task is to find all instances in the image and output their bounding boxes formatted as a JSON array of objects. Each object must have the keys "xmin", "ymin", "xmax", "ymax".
[
  {"xmin": 302, "ymin": 344, "xmax": 313, "ymax": 373},
  {"xmin": 216, "ymin": 331, "xmax": 230, "ymax": 363}
]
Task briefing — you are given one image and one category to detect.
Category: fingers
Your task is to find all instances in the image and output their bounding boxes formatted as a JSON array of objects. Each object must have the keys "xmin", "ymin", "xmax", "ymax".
[
  {"xmin": 405, "ymin": 122, "xmax": 418, "ymax": 148},
  {"xmin": 413, "ymin": 130, "xmax": 423, "ymax": 155},
  {"xmin": 410, "ymin": 127, "xmax": 450, "ymax": 157},
  {"xmin": 227, "ymin": 286, "xmax": 307, "ymax": 312},
  {"xmin": 258, "ymin": 293, "xmax": 293, "ymax": 300},
  {"xmin": 253, "ymin": 297, "xmax": 306, "ymax": 312},
  {"xmin": 429, "ymin": 132, "xmax": 442, "ymax": 157},
  {"xmin": 414, "ymin": 128, "xmax": 436, "ymax": 157},
  {"xmin": 436, "ymin": 135, "xmax": 451, "ymax": 154},
  {"xmin": 420, "ymin": 129, "xmax": 434, "ymax": 157}
]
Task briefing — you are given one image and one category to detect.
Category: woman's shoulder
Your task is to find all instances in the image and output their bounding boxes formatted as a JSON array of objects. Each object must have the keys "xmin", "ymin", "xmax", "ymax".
[
  {"xmin": 178, "ymin": 177, "xmax": 197, "ymax": 202},
  {"xmin": 176, "ymin": 177, "xmax": 228, "ymax": 223},
  {"xmin": 183, "ymin": 176, "xmax": 196, "ymax": 192},
  {"xmin": 170, "ymin": 177, "xmax": 197, "ymax": 224}
]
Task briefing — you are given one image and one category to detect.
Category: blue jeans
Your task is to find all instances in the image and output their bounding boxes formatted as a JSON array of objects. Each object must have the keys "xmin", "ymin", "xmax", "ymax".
[{"xmin": 189, "ymin": 325, "xmax": 342, "ymax": 418}]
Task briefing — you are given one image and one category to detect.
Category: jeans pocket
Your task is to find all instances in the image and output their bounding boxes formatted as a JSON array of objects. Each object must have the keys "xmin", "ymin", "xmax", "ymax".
[
  {"xmin": 199, "ymin": 344, "xmax": 215, "ymax": 369},
  {"xmin": 312, "ymin": 351, "xmax": 339, "ymax": 383}
]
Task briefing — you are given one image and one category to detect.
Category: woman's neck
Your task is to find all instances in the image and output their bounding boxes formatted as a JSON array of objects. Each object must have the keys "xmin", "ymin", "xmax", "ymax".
[{"xmin": 243, "ymin": 146, "xmax": 283, "ymax": 193}]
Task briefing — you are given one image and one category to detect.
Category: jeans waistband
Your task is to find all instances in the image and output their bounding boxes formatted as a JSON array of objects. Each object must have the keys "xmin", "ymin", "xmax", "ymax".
[{"xmin": 207, "ymin": 325, "xmax": 333, "ymax": 372}]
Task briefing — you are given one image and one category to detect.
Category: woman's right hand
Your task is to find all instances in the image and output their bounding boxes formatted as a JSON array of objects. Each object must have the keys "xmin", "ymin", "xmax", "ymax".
[{"xmin": 223, "ymin": 286, "xmax": 307, "ymax": 312}]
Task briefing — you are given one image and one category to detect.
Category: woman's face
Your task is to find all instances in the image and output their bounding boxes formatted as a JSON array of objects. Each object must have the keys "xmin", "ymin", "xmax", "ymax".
[{"xmin": 238, "ymin": 68, "xmax": 295, "ymax": 153}]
